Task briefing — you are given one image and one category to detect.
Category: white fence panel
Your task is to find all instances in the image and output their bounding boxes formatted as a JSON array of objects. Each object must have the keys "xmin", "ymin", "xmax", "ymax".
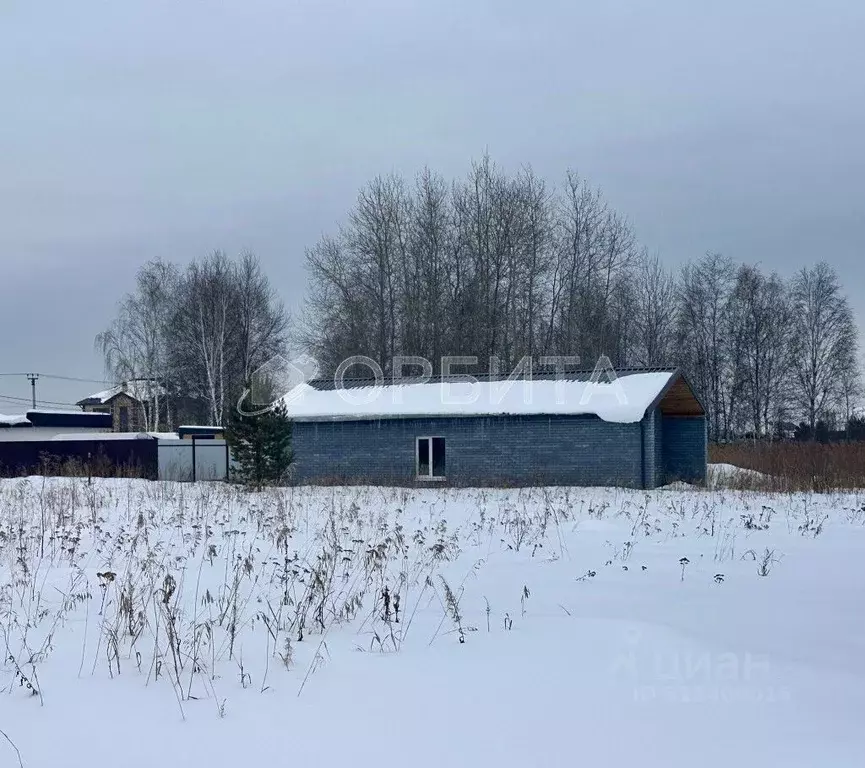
[
  {"xmin": 195, "ymin": 440, "xmax": 228, "ymax": 481},
  {"xmin": 158, "ymin": 439, "xmax": 229, "ymax": 482},
  {"xmin": 158, "ymin": 441, "xmax": 193, "ymax": 482}
]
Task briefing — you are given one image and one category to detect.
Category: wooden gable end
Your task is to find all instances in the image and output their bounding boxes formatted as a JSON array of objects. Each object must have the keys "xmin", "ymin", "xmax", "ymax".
[{"xmin": 656, "ymin": 376, "xmax": 705, "ymax": 417}]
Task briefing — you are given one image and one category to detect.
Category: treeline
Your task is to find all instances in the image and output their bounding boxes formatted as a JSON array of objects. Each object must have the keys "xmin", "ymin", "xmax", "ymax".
[
  {"xmin": 678, "ymin": 256, "xmax": 858, "ymax": 441},
  {"xmin": 98, "ymin": 252, "xmax": 287, "ymax": 427},
  {"xmin": 98, "ymin": 156, "xmax": 860, "ymax": 439},
  {"xmin": 303, "ymin": 156, "xmax": 860, "ymax": 441}
]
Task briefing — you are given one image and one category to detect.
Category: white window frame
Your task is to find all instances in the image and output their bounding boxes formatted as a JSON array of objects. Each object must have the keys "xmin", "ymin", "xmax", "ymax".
[{"xmin": 416, "ymin": 436, "xmax": 446, "ymax": 481}]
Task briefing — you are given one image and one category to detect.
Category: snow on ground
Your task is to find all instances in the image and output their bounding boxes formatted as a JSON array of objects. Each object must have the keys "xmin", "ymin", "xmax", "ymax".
[
  {"xmin": 1, "ymin": 478, "xmax": 864, "ymax": 767},
  {"xmin": 708, "ymin": 462, "xmax": 768, "ymax": 487}
]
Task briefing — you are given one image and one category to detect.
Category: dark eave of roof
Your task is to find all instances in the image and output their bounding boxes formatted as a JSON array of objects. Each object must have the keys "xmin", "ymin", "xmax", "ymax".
[{"xmin": 25, "ymin": 410, "xmax": 113, "ymax": 429}]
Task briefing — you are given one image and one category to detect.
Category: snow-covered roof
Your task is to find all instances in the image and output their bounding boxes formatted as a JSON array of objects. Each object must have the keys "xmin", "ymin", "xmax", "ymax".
[
  {"xmin": 77, "ymin": 380, "xmax": 165, "ymax": 406},
  {"xmin": 280, "ymin": 371, "xmax": 679, "ymax": 424},
  {"xmin": 50, "ymin": 432, "xmax": 156, "ymax": 441},
  {"xmin": 0, "ymin": 413, "xmax": 31, "ymax": 428},
  {"xmin": 78, "ymin": 385, "xmax": 122, "ymax": 404}
]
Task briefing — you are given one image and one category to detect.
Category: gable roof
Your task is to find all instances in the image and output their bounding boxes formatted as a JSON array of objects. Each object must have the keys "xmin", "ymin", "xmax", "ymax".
[
  {"xmin": 281, "ymin": 367, "xmax": 691, "ymax": 424},
  {"xmin": 77, "ymin": 379, "xmax": 164, "ymax": 406}
]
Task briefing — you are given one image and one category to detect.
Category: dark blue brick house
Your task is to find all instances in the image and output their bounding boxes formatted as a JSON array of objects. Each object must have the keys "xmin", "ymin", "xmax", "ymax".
[{"xmin": 285, "ymin": 368, "xmax": 706, "ymax": 488}]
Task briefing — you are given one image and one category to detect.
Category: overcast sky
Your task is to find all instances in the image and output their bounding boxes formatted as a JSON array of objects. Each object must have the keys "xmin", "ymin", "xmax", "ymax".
[{"xmin": 1, "ymin": 0, "xmax": 863, "ymax": 408}]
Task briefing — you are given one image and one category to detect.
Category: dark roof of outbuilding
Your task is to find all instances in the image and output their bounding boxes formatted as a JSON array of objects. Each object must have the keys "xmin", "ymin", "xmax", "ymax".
[
  {"xmin": 25, "ymin": 410, "xmax": 113, "ymax": 429},
  {"xmin": 177, "ymin": 425, "xmax": 225, "ymax": 436}
]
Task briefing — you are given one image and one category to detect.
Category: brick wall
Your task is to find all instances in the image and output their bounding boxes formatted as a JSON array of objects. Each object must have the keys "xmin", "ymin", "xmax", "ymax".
[
  {"xmin": 292, "ymin": 411, "xmax": 707, "ymax": 488},
  {"xmin": 662, "ymin": 416, "xmax": 707, "ymax": 485},
  {"xmin": 641, "ymin": 409, "xmax": 664, "ymax": 489},
  {"xmin": 292, "ymin": 414, "xmax": 647, "ymax": 487},
  {"xmin": 113, "ymin": 394, "xmax": 140, "ymax": 432}
]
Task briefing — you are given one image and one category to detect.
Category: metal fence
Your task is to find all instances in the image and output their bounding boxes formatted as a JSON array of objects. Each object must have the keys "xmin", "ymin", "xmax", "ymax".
[
  {"xmin": 0, "ymin": 436, "xmax": 158, "ymax": 478},
  {"xmin": 157, "ymin": 438, "xmax": 230, "ymax": 482}
]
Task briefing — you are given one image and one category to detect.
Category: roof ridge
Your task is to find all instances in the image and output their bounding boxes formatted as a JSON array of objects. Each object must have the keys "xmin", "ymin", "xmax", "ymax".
[{"xmin": 308, "ymin": 366, "xmax": 677, "ymax": 391}]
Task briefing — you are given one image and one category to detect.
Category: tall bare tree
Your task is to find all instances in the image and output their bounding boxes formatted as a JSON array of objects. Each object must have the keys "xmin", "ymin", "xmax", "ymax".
[
  {"xmin": 676, "ymin": 253, "xmax": 735, "ymax": 440},
  {"xmin": 349, "ymin": 175, "xmax": 411, "ymax": 372},
  {"xmin": 96, "ymin": 259, "xmax": 178, "ymax": 430},
  {"xmin": 406, "ymin": 168, "xmax": 454, "ymax": 370},
  {"xmin": 233, "ymin": 252, "xmax": 290, "ymax": 388},
  {"xmin": 727, "ymin": 264, "xmax": 792, "ymax": 436},
  {"xmin": 170, "ymin": 252, "xmax": 235, "ymax": 425},
  {"xmin": 631, "ymin": 250, "xmax": 676, "ymax": 366},
  {"xmin": 790, "ymin": 262, "xmax": 859, "ymax": 436},
  {"xmin": 838, "ymin": 365, "xmax": 862, "ymax": 438},
  {"xmin": 100, "ymin": 252, "xmax": 287, "ymax": 428}
]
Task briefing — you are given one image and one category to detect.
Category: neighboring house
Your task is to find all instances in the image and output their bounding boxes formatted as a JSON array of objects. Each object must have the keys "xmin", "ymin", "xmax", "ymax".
[
  {"xmin": 281, "ymin": 367, "xmax": 707, "ymax": 488},
  {"xmin": 77, "ymin": 380, "xmax": 167, "ymax": 432}
]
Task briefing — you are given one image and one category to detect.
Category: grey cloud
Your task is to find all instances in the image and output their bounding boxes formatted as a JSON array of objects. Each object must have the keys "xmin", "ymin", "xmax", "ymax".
[{"xmin": 1, "ymin": 0, "xmax": 863, "ymax": 404}]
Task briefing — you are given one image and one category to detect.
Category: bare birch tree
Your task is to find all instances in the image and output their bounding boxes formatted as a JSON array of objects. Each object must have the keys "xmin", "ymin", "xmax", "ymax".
[
  {"xmin": 96, "ymin": 259, "xmax": 178, "ymax": 430},
  {"xmin": 100, "ymin": 252, "xmax": 287, "ymax": 428},
  {"xmin": 790, "ymin": 262, "xmax": 859, "ymax": 436},
  {"xmin": 727, "ymin": 264, "xmax": 792, "ymax": 436},
  {"xmin": 170, "ymin": 252, "xmax": 235, "ymax": 425},
  {"xmin": 631, "ymin": 250, "xmax": 676, "ymax": 366},
  {"xmin": 676, "ymin": 253, "xmax": 735, "ymax": 440}
]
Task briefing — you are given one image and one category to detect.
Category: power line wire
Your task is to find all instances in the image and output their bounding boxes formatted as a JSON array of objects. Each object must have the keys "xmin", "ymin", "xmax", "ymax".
[
  {"xmin": 42, "ymin": 374, "xmax": 114, "ymax": 384},
  {"xmin": 0, "ymin": 372, "xmax": 113, "ymax": 384},
  {"xmin": 0, "ymin": 392, "xmax": 82, "ymax": 407}
]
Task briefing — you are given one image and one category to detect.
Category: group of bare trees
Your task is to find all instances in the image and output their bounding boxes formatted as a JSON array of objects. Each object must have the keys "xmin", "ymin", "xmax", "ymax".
[
  {"xmin": 97, "ymin": 252, "xmax": 288, "ymax": 427},
  {"xmin": 678, "ymin": 255, "xmax": 859, "ymax": 440},
  {"xmin": 304, "ymin": 156, "xmax": 638, "ymax": 374},
  {"xmin": 303, "ymin": 156, "xmax": 860, "ymax": 440},
  {"xmin": 97, "ymin": 157, "xmax": 859, "ymax": 440}
]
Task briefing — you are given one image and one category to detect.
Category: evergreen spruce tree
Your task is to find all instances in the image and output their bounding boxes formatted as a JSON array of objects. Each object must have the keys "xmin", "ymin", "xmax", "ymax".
[{"xmin": 226, "ymin": 401, "xmax": 293, "ymax": 489}]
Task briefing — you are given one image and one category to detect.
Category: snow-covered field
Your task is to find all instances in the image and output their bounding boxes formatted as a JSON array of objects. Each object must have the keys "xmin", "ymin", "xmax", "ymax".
[
  {"xmin": 707, "ymin": 461, "xmax": 768, "ymax": 487},
  {"xmin": 1, "ymin": 476, "xmax": 864, "ymax": 767}
]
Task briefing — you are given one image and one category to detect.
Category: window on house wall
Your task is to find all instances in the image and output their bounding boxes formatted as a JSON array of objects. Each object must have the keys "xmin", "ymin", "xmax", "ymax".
[
  {"xmin": 416, "ymin": 437, "xmax": 446, "ymax": 480},
  {"xmin": 119, "ymin": 406, "xmax": 129, "ymax": 431}
]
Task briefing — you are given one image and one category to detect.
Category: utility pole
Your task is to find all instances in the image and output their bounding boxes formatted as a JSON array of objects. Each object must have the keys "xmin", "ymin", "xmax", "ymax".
[{"xmin": 26, "ymin": 373, "xmax": 39, "ymax": 409}]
